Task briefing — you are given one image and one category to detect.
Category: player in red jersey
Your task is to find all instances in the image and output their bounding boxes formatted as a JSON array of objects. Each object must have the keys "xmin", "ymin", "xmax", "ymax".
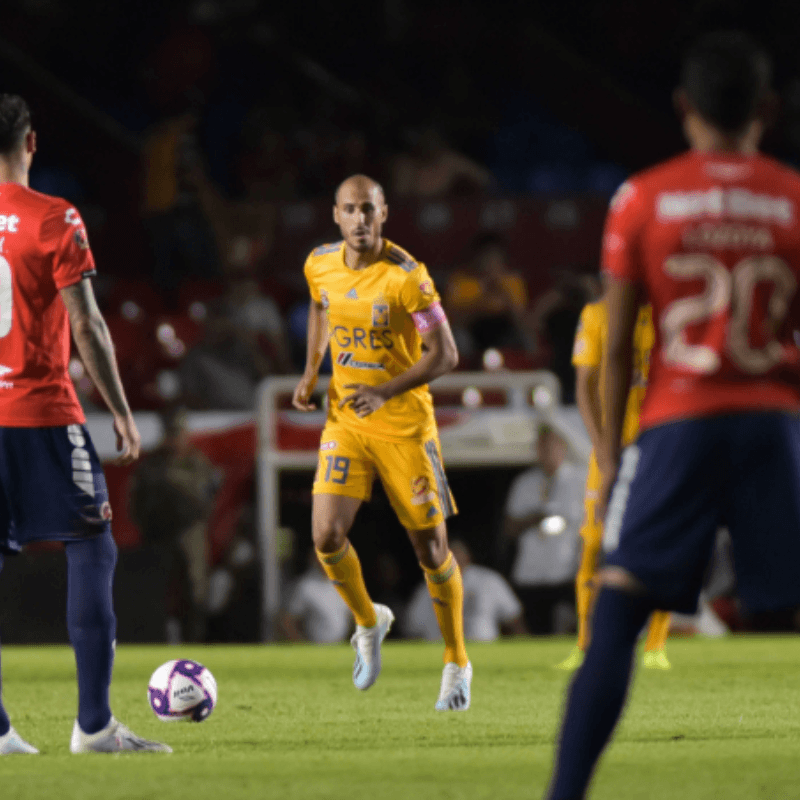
[
  {"xmin": 546, "ymin": 33, "xmax": 800, "ymax": 798},
  {"xmin": 0, "ymin": 95, "xmax": 170, "ymax": 755}
]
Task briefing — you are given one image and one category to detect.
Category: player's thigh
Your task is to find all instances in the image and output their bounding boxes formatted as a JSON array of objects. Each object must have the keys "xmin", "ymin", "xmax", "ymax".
[
  {"xmin": 0, "ymin": 424, "xmax": 111, "ymax": 551},
  {"xmin": 725, "ymin": 412, "xmax": 800, "ymax": 613},
  {"xmin": 373, "ymin": 434, "xmax": 457, "ymax": 531},
  {"xmin": 604, "ymin": 420, "xmax": 724, "ymax": 613}
]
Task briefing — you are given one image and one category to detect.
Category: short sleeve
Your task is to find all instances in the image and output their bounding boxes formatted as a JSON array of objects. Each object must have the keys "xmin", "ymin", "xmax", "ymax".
[
  {"xmin": 572, "ymin": 304, "xmax": 603, "ymax": 368},
  {"xmin": 44, "ymin": 204, "xmax": 96, "ymax": 289},
  {"xmin": 399, "ymin": 262, "xmax": 442, "ymax": 315},
  {"xmin": 303, "ymin": 256, "xmax": 322, "ymax": 304},
  {"xmin": 602, "ymin": 180, "xmax": 646, "ymax": 285}
]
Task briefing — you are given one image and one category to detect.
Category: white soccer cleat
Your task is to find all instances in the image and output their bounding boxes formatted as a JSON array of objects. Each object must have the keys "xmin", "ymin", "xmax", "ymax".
[
  {"xmin": 0, "ymin": 726, "xmax": 39, "ymax": 754},
  {"xmin": 70, "ymin": 716, "xmax": 172, "ymax": 754},
  {"xmin": 350, "ymin": 603, "xmax": 394, "ymax": 690},
  {"xmin": 435, "ymin": 661, "xmax": 472, "ymax": 711}
]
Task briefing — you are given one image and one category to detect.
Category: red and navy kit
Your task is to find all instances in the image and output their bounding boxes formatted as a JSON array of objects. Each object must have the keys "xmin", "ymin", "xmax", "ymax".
[
  {"xmin": 0, "ymin": 183, "xmax": 109, "ymax": 552},
  {"xmin": 602, "ymin": 152, "xmax": 800, "ymax": 614}
]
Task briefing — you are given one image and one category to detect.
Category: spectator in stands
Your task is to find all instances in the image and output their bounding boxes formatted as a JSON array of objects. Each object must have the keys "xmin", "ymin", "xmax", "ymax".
[
  {"xmin": 178, "ymin": 302, "xmax": 272, "ymax": 410},
  {"xmin": 444, "ymin": 233, "xmax": 530, "ymax": 360},
  {"xmin": 503, "ymin": 422, "xmax": 585, "ymax": 634},
  {"xmin": 280, "ymin": 551, "xmax": 352, "ymax": 643},
  {"xmin": 223, "ymin": 275, "xmax": 292, "ymax": 374},
  {"xmin": 525, "ymin": 273, "xmax": 601, "ymax": 403},
  {"xmin": 129, "ymin": 407, "xmax": 221, "ymax": 643},
  {"xmin": 405, "ymin": 539, "xmax": 527, "ymax": 641},
  {"xmin": 391, "ymin": 125, "xmax": 492, "ymax": 199},
  {"xmin": 142, "ymin": 101, "xmax": 223, "ymax": 294}
]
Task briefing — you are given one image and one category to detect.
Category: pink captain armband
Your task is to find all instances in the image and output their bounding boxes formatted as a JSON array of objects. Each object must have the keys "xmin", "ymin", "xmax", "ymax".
[{"xmin": 412, "ymin": 301, "xmax": 447, "ymax": 332}]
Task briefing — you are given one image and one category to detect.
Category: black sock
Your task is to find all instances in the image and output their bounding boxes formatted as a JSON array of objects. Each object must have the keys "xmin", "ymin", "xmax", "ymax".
[{"xmin": 545, "ymin": 588, "xmax": 652, "ymax": 800}]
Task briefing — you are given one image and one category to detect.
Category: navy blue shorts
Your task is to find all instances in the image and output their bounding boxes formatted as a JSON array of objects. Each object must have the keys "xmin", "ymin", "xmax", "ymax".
[
  {"xmin": 604, "ymin": 411, "xmax": 800, "ymax": 615},
  {"xmin": 0, "ymin": 424, "xmax": 112, "ymax": 554}
]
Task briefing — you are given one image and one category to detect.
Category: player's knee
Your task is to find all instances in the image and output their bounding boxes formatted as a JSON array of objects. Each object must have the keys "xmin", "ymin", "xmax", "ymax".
[
  {"xmin": 312, "ymin": 517, "xmax": 349, "ymax": 553},
  {"xmin": 597, "ymin": 566, "xmax": 647, "ymax": 595},
  {"xmin": 408, "ymin": 524, "xmax": 448, "ymax": 570}
]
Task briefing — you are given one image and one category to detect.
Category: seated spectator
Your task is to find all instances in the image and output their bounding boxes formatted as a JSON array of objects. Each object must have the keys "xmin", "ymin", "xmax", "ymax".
[
  {"xmin": 223, "ymin": 275, "xmax": 292, "ymax": 374},
  {"xmin": 445, "ymin": 233, "xmax": 529, "ymax": 359},
  {"xmin": 391, "ymin": 125, "xmax": 492, "ymax": 199},
  {"xmin": 503, "ymin": 423, "xmax": 586, "ymax": 635},
  {"xmin": 129, "ymin": 407, "xmax": 221, "ymax": 642},
  {"xmin": 280, "ymin": 551, "xmax": 352, "ymax": 643},
  {"xmin": 178, "ymin": 303, "xmax": 272, "ymax": 410},
  {"xmin": 405, "ymin": 539, "xmax": 527, "ymax": 641}
]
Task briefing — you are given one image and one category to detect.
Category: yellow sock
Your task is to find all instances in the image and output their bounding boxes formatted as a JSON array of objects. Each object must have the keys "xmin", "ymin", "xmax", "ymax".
[
  {"xmin": 316, "ymin": 541, "xmax": 377, "ymax": 628},
  {"xmin": 424, "ymin": 551, "xmax": 469, "ymax": 668},
  {"xmin": 644, "ymin": 610, "xmax": 671, "ymax": 652},
  {"xmin": 575, "ymin": 531, "xmax": 602, "ymax": 651}
]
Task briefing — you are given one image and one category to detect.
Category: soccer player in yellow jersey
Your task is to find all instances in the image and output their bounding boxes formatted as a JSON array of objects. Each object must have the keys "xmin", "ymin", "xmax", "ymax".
[
  {"xmin": 292, "ymin": 174, "xmax": 471, "ymax": 710},
  {"xmin": 555, "ymin": 299, "xmax": 672, "ymax": 671}
]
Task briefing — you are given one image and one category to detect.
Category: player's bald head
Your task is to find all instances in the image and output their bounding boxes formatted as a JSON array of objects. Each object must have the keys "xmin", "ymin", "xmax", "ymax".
[{"xmin": 335, "ymin": 175, "xmax": 385, "ymax": 208}]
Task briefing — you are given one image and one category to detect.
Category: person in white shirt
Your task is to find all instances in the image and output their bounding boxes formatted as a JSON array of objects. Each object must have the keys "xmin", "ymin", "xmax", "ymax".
[
  {"xmin": 503, "ymin": 423, "xmax": 586, "ymax": 634},
  {"xmin": 405, "ymin": 540, "xmax": 527, "ymax": 641},
  {"xmin": 280, "ymin": 553, "xmax": 353, "ymax": 643}
]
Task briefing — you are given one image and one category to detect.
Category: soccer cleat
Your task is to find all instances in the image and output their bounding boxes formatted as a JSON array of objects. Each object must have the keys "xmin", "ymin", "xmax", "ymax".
[
  {"xmin": 70, "ymin": 716, "xmax": 172, "ymax": 754},
  {"xmin": 643, "ymin": 650, "xmax": 672, "ymax": 670},
  {"xmin": 554, "ymin": 646, "xmax": 585, "ymax": 672},
  {"xmin": 0, "ymin": 726, "xmax": 39, "ymax": 755},
  {"xmin": 350, "ymin": 603, "xmax": 394, "ymax": 691},
  {"xmin": 435, "ymin": 661, "xmax": 472, "ymax": 711}
]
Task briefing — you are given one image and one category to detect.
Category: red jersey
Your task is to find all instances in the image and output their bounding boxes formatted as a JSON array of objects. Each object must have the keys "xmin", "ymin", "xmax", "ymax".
[
  {"xmin": 603, "ymin": 151, "xmax": 800, "ymax": 430},
  {"xmin": 0, "ymin": 183, "xmax": 96, "ymax": 427}
]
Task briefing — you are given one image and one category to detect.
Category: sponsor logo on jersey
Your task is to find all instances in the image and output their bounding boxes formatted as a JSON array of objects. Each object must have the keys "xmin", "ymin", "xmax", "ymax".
[
  {"xmin": 320, "ymin": 441, "xmax": 337, "ymax": 451},
  {"xmin": 372, "ymin": 295, "xmax": 389, "ymax": 327},
  {"xmin": 419, "ymin": 280, "xmax": 434, "ymax": 297},
  {"xmin": 336, "ymin": 352, "xmax": 385, "ymax": 370},
  {"xmin": 345, "ymin": 288, "xmax": 358, "ymax": 300},
  {"xmin": 657, "ymin": 188, "xmax": 793, "ymax": 225},
  {"xmin": 426, "ymin": 505, "xmax": 439, "ymax": 519},
  {"xmin": 0, "ymin": 364, "xmax": 12, "ymax": 376},
  {"xmin": 0, "ymin": 215, "xmax": 19, "ymax": 233},
  {"xmin": 332, "ymin": 325, "xmax": 393, "ymax": 350},
  {"xmin": 410, "ymin": 475, "xmax": 437, "ymax": 506},
  {"xmin": 64, "ymin": 209, "xmax": 80, "ymax": 226}
]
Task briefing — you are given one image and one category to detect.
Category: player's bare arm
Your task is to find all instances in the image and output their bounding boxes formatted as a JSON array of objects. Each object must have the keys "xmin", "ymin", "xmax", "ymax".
[
  {"xmin": 292, "ymin": 299, "xmax": 329, "ymax": 411},
  {"xmin": 597, "ymin": 277, "xmax": 638, "ymax": 514},
  {"xmin": 339, "ymin": 315, "xmax": 459, "ymax": 418},
  {"xmin": 60, "ymin": 278, "xmax": 140, "ymax": 464},
  {"xmin": 575, "ymin": 364, "xmax": 603, "ymax": 453}
]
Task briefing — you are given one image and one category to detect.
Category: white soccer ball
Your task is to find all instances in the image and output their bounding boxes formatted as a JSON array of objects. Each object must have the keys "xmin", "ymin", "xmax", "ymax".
[{"xmin": 148, "ymin": 659, "xmax": 217, "ymax": 723}]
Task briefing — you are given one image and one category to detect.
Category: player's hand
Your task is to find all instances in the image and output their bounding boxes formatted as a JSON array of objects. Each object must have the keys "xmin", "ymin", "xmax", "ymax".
[
  {"xmin": 339, "ymin": 383, "xmax": 387, "ymax": 418},
  {"xmin": 113, "ymin": 412, "xmax": 141, "ymax": 465},
  {"xmin": 292, "ymin": 372, "xmax": 319, "ymax": 411}
]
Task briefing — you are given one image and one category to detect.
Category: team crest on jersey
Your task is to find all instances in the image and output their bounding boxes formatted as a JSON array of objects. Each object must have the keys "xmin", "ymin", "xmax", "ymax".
[
  {"xmin": 73, "ymin": 227, "xmax": 89, "ymax": 249},
  {"xmin": 419, "ymin": 280, "xmax": 434, "ymax": 297},
  {"xmin": 372, "ymin": 294, "xmax": 389, "ymax": 327},
  {"xmin": 410, "ymin": 476, "xmax": 437, "ymax": 506}
]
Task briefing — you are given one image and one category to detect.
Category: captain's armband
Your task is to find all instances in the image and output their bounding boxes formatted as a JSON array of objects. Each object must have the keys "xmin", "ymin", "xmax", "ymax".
[{"xmin": 412, "ymin": 301, "xmax": 446, "ymax": 333}]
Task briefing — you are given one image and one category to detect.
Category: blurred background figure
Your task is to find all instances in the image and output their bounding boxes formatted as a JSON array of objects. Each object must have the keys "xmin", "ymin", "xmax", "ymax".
[
  {"xmin": 179, "ymin": 302, "xmax": 273, "ymax": 409},
  {"xmin": 444, "ymin": 233, "xmax": 530, "ymax": 362},
  {"xmin": 391, "ymin": 125, "xmax": 493, "ymax": 199},
  {"xmin": 279, "ymin": 550, "xmax": 352, "ymax": 643},
  {"xmin": 503, "ymin": 423, "xmax": 586, "ymax": 634},
  {"xmin": 405, "ymin": 539, "xmax": 527, "ymax": 641},
  {"xmin": 129, "ymin": 407, "xmax": 221, "ymax": 642}
]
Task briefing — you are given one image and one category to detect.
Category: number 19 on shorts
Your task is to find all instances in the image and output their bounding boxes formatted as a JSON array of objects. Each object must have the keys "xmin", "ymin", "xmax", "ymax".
[{"xmin": 322, "ymin": 455, "xmax": 350, "ymax": 485}]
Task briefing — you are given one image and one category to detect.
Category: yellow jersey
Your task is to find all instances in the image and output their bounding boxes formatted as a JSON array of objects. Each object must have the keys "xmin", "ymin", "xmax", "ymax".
[
  {"xmin": 571, "ymin": 300, "xmax": 654, "ymax": 446},
  {"xmin": 304, "ymin": 238, "xmax": 442, "ymax": 442}
]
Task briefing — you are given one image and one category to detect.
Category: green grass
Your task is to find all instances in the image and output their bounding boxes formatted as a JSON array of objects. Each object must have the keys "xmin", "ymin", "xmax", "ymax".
[{"xmin": 1, "ymin": 637, "xmax": 799, "ymax": 799}]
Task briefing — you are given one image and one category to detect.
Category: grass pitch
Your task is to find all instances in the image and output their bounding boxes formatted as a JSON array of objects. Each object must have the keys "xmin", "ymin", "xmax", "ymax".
[{"xmin": 0, "ymin": 637, "xmax": 799, "ymax": 799}]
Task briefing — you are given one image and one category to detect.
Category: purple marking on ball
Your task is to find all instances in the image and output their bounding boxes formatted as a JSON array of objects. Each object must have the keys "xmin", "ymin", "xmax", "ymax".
[{"xmin": 149, "ymin": 686, "xmax": 170, "ymax": 716}]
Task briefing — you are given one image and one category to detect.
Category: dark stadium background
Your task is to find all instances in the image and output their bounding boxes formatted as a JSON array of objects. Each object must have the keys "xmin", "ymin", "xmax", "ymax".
[{"xmin": 0, "ymin": 0, "xmax": 795, "ymax": 642}]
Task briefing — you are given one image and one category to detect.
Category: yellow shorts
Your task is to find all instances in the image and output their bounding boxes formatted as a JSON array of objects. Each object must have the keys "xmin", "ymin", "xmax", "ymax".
[
  {"xmin": 312, "ymin": 422, "xmax": 457, "ymax": 530},
  {"xmin": 580, "ymin": 451, "xmax": 603, "ymax": 545}
]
